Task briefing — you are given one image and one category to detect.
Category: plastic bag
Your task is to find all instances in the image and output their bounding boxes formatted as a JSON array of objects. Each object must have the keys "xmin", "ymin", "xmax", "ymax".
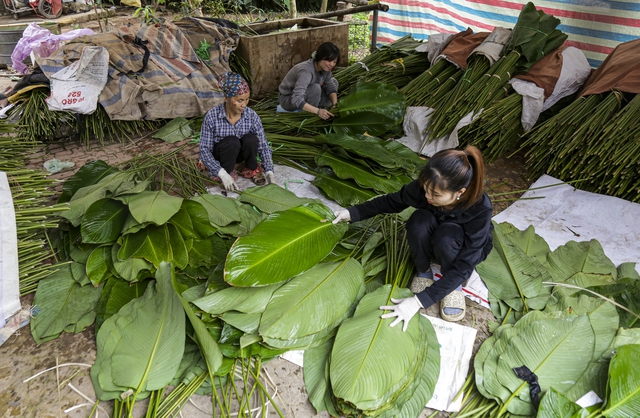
[{"xmin": 43, "ymin": 158, "xmax": 75, "ymax": 174}]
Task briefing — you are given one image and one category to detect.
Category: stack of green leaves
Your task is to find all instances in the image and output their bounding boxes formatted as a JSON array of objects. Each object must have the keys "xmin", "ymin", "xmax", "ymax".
[
  {"xmin": 474, "ymin": 301, "xmax": 633, "ymax": 417},
  {"xmin": 477, "ymin": 222, "xmax": 619, "ymax": 325},
  {"xmin": 311, "ymin": 133, "xmax": 425, "ymax": 207},
  {"xmin": 257, "ymin": 82, "xmax": 406, "ymax": 140},
  {"xmin": 476, "ymin": 222, "xmax": 553, "ymax": 324},
  {"xmin": 430, "ymin": 2, "xmax": 567, "ymax": 139}
]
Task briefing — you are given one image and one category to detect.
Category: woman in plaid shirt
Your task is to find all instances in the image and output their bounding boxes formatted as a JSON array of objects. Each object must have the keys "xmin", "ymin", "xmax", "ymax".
[{"xmin": 199, "ymin": 72, "xmax": 275, "ymax": 191}]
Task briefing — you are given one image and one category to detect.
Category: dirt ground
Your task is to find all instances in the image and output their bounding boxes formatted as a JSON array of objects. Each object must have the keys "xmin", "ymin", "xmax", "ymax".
[{"xmin": 0, "ymin": 8, "xmax": 533, "ymax": 418}]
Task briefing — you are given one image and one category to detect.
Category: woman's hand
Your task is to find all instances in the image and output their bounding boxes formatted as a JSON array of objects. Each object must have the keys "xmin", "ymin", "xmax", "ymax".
[{"xmin": 316, "ymin": 108, "xmax": 334, "ymax": 120}]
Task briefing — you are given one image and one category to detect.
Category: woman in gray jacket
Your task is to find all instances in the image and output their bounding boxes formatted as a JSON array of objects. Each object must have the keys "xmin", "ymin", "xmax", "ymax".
[{"xmin": 278, "ymin": 42, "xmax": 340, "ymax": 120}]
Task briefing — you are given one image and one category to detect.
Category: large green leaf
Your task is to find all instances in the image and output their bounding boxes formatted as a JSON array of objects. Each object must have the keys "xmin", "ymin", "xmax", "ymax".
[
  {"xmin": 193, "ymin": 283, "xmax": 282, "ymax": 315},
  {"xmin": 118, "ymin": 224, "xmax": 172, "ymax": 267},
  {"xmin": 499, "ymin": 222, "xmax": 551, "ymax": 259},
  {"xmin": 224, "ymin": 204, "xmax": 347, "ymax": 287},
  {"xmin": 182, "ymin": 200, "xmax": 218, "ymax": 239},
  {"xmin": 536, "ymin": 388, "xmax": 589, "ymax": 418},
  {"xmin": 316, "ymin": 133, "xmax": 402, "ymax": 169},
  {"xmin": 81, "ymin": 198, "xmax": 128, "ymax": 244},
  {"xmin": 86, "ymin": 246, "xmax": 114, "ymax": 286},
  {"xmin": 260, "ymin": 259, "xmax": 365, "ymax": 340},
  {"xmin": 111, "ymin": 243, "xmax": 154, "ymax": 282},
  {"xmin": 58, "ymin": 160, "xmax": 119, "ymax": 203},
  {"xmin": 128, "ymin": 190, "xmax": 183, "ymax": 226},
  {"xmin": 62, "ymin": 172, "xmax": 135, "ymax": 226},
  {"xmin": 95, "ymin": 277, "xmax": 150, "ymax": 331},
  {"xmin": 313, "ymin": 171, "xmax": 378, "ymax": 207},
  {"xmin": 238, "ymin": 184, "xmax": 317, "ymax": 213},
  {"xmin": 152, "ymin": 117, "xmax": 192, "ymax": 143},
  {"xmin": 476, "ymin": 222, "xmax": 552, "ymax": 313},
  {"xmin": 393, "ymin": 314, "xmax": 441, "ymax": 418},
  {"xmin": 170, "ymin": 263, "xmax": 223, "ymax": 377},
  {"xmin": 192, "ymin": 194, "xmax": 242, "ymax": 226},
  {"xmin": 91, "ymin": 263, "xmax": 186, "ymax": 400},
  {"xmin": 545, "ymin": 240, "xmax": 617, "ymax": 292},
  {"xmin": 333, "ymin": 82, "xmax": 405, "ymax": 136},
  {"xmin": 315, "ymin": 152, "xmax": 402, "ymax": 194},
  {"xmin": 602, "ymin": 344, "xmax": 640, "ymax": 417},
  {"xmin": 478, "ymin": 311, "xmax": 597, "ymax": 416},
  {"xmin": 303, "ymin": 338, "xmax": 334, "ymax": 414},
  {"xmin": 31, "ymin": 266, "xmax": 103, "ymax": 344},
  {"xmin": 330, "ymin": 285, "xmax": 425, "ymax": 413}
]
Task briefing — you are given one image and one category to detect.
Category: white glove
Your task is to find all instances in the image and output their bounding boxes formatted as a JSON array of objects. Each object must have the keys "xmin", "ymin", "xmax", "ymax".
[
  {"xmin": 380, "ymin": 296, "xmax": 423, "ymax": 332},
  {"xmin": 217, "ymin": 168, "xmax": 239, "ymax": 191},
  {"xmin": 265, "ymin": 171, "xmax": 276, "ymax": 184},
  {"xmin": 332, "ymin": 210, "xmax": 351, "ymax": 224}
]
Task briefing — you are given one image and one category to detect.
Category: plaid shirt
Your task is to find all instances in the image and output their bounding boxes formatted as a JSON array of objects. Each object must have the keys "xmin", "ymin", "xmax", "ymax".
[{"xmin": 199, "ymin": 103, "xmax": 274, "ymax": 176}]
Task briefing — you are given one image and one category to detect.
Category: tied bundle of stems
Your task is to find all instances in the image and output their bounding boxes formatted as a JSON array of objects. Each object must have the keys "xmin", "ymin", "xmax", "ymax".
[
  {"xmin": 335, "ymin": 35, "xmax": 425, "ymax": 95},
  {"xmin": 521, "ymin": 90, "xmax": 640, "ymax": 203},
  {"xmin": 428, "ymin": 2, "xmax": 567, "ymax": 139},
  {"xmin": 360, "ymin": 52, "xmax": 431, "ymax": 91},
  {"xmin": 10, "ymin": 87, "xmax": 156, "ymax": 146},
  {"xmin": 0, "ymin": 129, "xmax": 64, "ymax": 294},
  {"xmin": 401, "ymin": 60, "xmax": 460, "ymax": 107},
  {"xmin": 520, "ymin": 91, "xmax": 627, "ymax": 192},
  {"xmin": 255, "ymin": 110, "xmax": 331, "ymax": 136},
  {"xmin": 457, "ymin": 92, "xmax": 524, "ymax": 162},
  {"xmin": 427, "ymin": 54, "xmax": 495, "ymax": 138}
]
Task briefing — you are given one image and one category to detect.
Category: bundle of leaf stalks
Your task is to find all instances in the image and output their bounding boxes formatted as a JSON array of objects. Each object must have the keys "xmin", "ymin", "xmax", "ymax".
[
  {"xmin": 428, "ymin": 2, "xmax": 567, "ymax": 139},
  {"xmin": 521, "ymin": 90, "xmax": 640, "ymax": 202},
  {"xmin": 119, "ymin": 144, "xmax": 212, "ymax": 198},
  {"xmin": 357, "ymin": 50, "xmax": 431, "ymax": 91},
  {"xmin": 0, "ymin": 126, "xmax": 64, "ymax": 294},
  {"xmin": 427, "ymin": 51, "xmax": 499, "ymax": 135},
  {"xmin": 335, "ymin": 35, "xmax": 426, "ymax": 96},
  {"xmin": 9, "ymin": 87, "xmax": 156, "ymax": 145},
  {"xmin": 401, "ymin": 59, "xmax": 462, "ymax": 107}
]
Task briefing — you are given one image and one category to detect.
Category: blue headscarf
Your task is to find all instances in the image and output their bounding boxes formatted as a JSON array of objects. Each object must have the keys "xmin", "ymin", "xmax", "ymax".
[{"xmin": 218, "ymin": 72, "xmax": 250, "ymax": 97}]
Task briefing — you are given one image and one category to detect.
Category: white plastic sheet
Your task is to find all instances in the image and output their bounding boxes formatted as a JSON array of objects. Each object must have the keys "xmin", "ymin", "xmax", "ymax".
[
  {"xmin": 0, "ymin": 172, "xmax": 20, "ymax": 331},
  {"xmin": 493, "ymin": 175, "xmax": 640, "ymax": 273}
]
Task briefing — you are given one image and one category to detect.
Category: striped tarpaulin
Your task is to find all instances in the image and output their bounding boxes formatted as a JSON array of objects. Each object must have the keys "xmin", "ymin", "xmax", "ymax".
[{"xmin": 375, "ymin": 0, "xmax": 640, "ymax": 67}]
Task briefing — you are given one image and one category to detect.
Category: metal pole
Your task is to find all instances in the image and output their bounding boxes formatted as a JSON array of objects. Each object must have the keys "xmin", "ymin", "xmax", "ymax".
[
  {"xmin": 311, "ymin": 3, "xmax": 388, "ymax": 20},
  {"xmin": 370, "ymin": 9, "xmax": 379, "ymax": 52}
]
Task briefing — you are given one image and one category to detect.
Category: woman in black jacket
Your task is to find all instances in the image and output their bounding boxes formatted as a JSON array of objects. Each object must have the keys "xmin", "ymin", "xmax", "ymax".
[{"xmin": 333, "ymin": 146, "xmax": 493, "ymax": 329}]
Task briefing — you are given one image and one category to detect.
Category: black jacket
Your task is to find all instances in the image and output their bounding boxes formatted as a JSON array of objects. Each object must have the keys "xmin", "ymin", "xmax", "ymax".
[{"xmin": 348, "ymin": 180, "xmax": 494, "ymax": 308}]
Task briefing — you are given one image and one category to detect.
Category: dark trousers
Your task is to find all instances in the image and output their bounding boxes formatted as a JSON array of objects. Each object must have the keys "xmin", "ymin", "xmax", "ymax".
[
  {"xmin": 406, "ymin": 209, "xmax": 464, "ymax": 275},
  {"xmin": 212, "ymin": 134, "xmax": 259, "ymax": 173}
]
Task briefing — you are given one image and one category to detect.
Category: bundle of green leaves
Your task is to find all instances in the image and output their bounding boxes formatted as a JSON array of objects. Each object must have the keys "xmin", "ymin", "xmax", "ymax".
[{"xmin": 469, "ymin": 222, "xmax": 640, "ymax": 417}]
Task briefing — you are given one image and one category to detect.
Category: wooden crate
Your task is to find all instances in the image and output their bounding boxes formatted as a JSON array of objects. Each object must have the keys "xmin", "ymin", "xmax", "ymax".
[{"xmin": 235, "ymin": 18, "xmax": 349, "ymax": 99}]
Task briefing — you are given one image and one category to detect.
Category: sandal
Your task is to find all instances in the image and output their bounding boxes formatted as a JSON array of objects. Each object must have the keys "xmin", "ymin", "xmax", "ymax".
[
  {"xmin": 410, "ymin": 275, "xmax": 434, "ymax": 294},
  {"xmin": 440, "ymin": 290, "xmax": 466, "ymax": 322},
  {"xmin": 241, "ymin": 164, "xmax": 266, "ymax": 185}
]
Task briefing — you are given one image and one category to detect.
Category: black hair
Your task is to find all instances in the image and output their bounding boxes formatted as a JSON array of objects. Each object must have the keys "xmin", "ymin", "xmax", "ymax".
[
  {"xmin": 418, "ymin": 146, "xmax": 486, "ymax": 208},
  {"xmin": 314, "ymin": 42, "xmax": 341, "ymax": 65}
]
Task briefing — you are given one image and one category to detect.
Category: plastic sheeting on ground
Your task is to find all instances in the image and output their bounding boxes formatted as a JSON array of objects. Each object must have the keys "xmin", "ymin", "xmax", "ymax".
[
  {"xmin": 0, "ymin": 172, "xmax": 20, "ymax": 332},
  {"xmin": 494, "ymin": 175, "xmax": 640, "ymax": 274}
]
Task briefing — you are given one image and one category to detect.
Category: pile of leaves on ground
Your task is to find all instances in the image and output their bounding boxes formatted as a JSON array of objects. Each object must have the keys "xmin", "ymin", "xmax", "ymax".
[
  {"xmin": 30, "ymin": 159, "xmax": 440, "ymax": 417},
  {"xmin": 451, "ymin": 221, "xmax": 640, "ymax": 417}
]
